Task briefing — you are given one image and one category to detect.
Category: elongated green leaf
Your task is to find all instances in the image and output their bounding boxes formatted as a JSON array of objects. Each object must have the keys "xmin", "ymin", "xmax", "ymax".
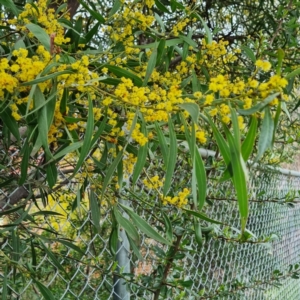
[
  {"xmin": 272, "ymin": 101, "xmax": 282, "ymax": 145},
  {"xmin": 229, "ymin": 106, "xmax": 241, "ymax": 150},
  {"xmin": 285, "ymin": 67, "xmax": 300, "ymax": 79},
  {"xmin": 143, "ymin": 48, "xmax": 157, "ymax": 86},
  {"xmin": 91, "ymin": 115, "xmax": 108, "ymax": 146},
  {"xmin": 179, "ymin": 34, "xmax": 197, "ymax": 48},
  {"xmin": 39, "ymin": 241, "xmax": 67, "ymax": 275},
  {"xmin": 182, "ymin": 29, "xmax": 193, "ymax": 59},
  {"xmin": 102, "ymin": 113, "xmax": 138, "ymax": 196},
  {"xmin": 119, "ymin": 204, "xmax": 172, "ymax": 245},
  {"xmin": 241, "ymin": 116, "xmax": 258, "ymax": 161},
  {"xmin": 109, "ymin": 0, "xmax": 122, "ymax": 17},
  {"xmin": 155, "ymin": 13, "xmax": 165, "ymax": 33},
  {"xmin": 194, "ymin": 147, "xmax": 206, "ymax": 210},
  {"xmin": 237, "ymin": 93, "xmax": 279, "ymax": 115},
  {"xmin": 24, "ymin": 92, "xmax": 57, "ymax": 118},
  {"xmin": 19, "ymin": 141, "xmax": 30, "ymax": 185},
  {"xmin": 30, "ymin": 211, "xmax": 64, "ymax": 217},
  {"xmin": 155, "ymin": 0, "xmax": 170, "ymax": 13},
  {"xmin": 117, "ymin": 150, "xmax": 123, "ymax": 191},
  {"xmin": 224, "ymin": 126, "xmax": 248, "ymax": 232},
  {"xmin": 127, "ymin": 235, "xmax": 143, "ymax": 260},
  {"xmin": 90, "ymin": 191, "xmax": 101, "ymax": 232},
  {"xmin": 276, "ymin": 49, "xmax": 284, "ymax": 75},
  {"xmin": 53, "ymin": 142, "xmax": 83, "ymax": 160},
  {"xmin": 156, "ymin": 39, "xmax": 166, "ymax": 66},
  {"xmin": 78, "ymin": 0, "xmax": 105, "ymax": 23},
  {"xmin": 45, "ymin": 85, "xmax": 57, "ymax": 131},
  {"xmin": 202, "ymin": 112, "xmax": 230, "ymax": 163},
  {"xmin": 241, "ymin": 45, "xmax": 256, "ymax": 62},
  {"xmin": 102, "ymin": 150, "xmax": 123, "ymax": 196},
  {"xmin": 0, "ymin": 108, "xmax": 20, "ymax": 143},
  {"xmin": 21, "ymin": 70, "xmax": 74, "ymax": 86},
  {"xmin": 134, "ymin": 38, "xmax": 182, "ymax": 49},
  {"xmin": 155, "ymin": 122, "xmax": 168, "ymax": 166},
  {"xmin": 256, "ymin": 106, "xmax": 274, "ymax": 162},
  {"xmin": 192, "ymin": 13, "xmax": 212, "ymax": 44},
  {"xmin": 163, "ymin": 116, "xmax": 177, "ymax": 195},
  {"xmin": 192, "ymin": 70, "xmax": 201, "ymax": 93},
  {"xmin": 0, "ymin": 0, "xmax": 19, "ymax": 16},
  {"xmin": 109, "ymin": 227, "xmax": 118, "ymax": 256},
  {"xmin": 281, "ymin": 101, "xmax": 290, "ymax": 120},
  {"xmin": 194, "ymin": 219, "xmax": 203, "ymax": 247},
  {"xmin": 162, "ymin": 211, "xmax": 173, "ymax": 242},
  {"xmin": 26, "ymin": 23, "xmax": 50, "ymax": 52},
  {"xmin": 178, "ymin": 103, "xmax": 199, "ymax": 124},
  {"xmin": 46, "ymin": 162, "xmax": 57, "ymax": 189},
  {"xmin": 182, "ymin": 208, "xmax": 223, "ymax": 225},
  {"xmin": 132, "ymin": 119, "xmax": 148, "ymax": 185},
  {"xmin": 72, "ymin": 95, "xmax": 94, "ymax": 175},
  {"xmin": 35, "ymin": 86, "xmax": 52, "ymax": 158},
  {"xmin": 105, "ymin": 65, "xmax": 143, "ymax": 87},
  {"xmin": 113, "ymin": 206, "xmax": 139, "ymax": 244},
  {"xmin": 55, "ymin": 239, "xmax": 85, "ymax": 255},
  {"xmin": 14, "ymin": 38, "xmax": 26, "ymax": 50},
  {"xmin": 31, "ymin": 240, "xmax": 37, "ymax": 268},
  {"xmin": 60, "ymin": 88, "xmax": 68, "ymax": 114},
  {"xmin": 32, "ymin": 279, "xmax": 55, "ymax": 300}
]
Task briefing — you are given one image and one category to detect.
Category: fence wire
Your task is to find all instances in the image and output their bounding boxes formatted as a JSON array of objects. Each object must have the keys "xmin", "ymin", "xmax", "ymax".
[{"xmin": 1, "ymin": 151, "xmax": 300, "ymax": 300}]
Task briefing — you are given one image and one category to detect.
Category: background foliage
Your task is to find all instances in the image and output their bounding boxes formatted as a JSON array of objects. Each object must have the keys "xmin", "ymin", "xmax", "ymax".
[{"xmin": 0, "ymin": 0, "xmax": 300, "ymax": 298}]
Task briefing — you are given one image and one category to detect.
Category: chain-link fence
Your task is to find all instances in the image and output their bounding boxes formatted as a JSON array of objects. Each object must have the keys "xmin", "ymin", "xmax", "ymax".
[{"xmin": 1, "ymin": 150, "xmax": 300, "ymax": 300}]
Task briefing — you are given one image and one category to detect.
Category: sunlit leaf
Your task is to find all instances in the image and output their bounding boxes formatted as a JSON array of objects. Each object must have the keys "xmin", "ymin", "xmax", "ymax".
[
  {"xmin": 25, "ymin": 23, "xmax": 50, "ymax": 52},
  {"xmin": 178, "ymin": 103, "xmax": 199, "ymax": 124},
  {"xmin": 192, "ymin": 13, "xmax": 212, "ymax": 44},
  {"xmin": 256, "ymin": 106, "xmax": 274, "ymax": 162},
  {"xmin": 163, "ymin": 116, "xmax": 177, "ymax": 195},
  {"xmin": 241, "ymin": 116, "xmax": 258, "ymax": 161},
  {"xmin": 143, "ymin": 47, "xmax": 157, "ymax": 86},
  {"xmin": 224, "ymin": 126, "xmax": 248, "ymax": 233}
]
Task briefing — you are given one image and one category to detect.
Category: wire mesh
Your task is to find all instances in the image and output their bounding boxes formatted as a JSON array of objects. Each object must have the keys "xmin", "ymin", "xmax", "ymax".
[{"xmin": 1, "ymin": 151, "xmax": 300, "ymax": 300}]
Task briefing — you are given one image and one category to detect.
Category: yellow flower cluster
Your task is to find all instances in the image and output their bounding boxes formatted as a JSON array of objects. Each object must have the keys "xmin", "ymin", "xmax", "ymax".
[
  {"xmin": 143, "ymin": 175, "xmax": 164, "ymax": 190},
  {"xmin": 12, "ymin": 0, "xmax": 70, "ymax": 45},
  {"xmin": 172, "ymin": 18, "xmax": 190, "ymax": 36},
  {"xmin": 255, "ymin": 60, "xmax": 272, "ymax": 72},
  {"xmin": 107, "ymin": 2, "xmax": 155, "ymax": 55},
  {"xmin": 123, "ymin": 153, "xmax": 138, "ymax": 178},
  {"xmin": 162, "ymin": 188, "xmax": 190, "ymax": 208}
]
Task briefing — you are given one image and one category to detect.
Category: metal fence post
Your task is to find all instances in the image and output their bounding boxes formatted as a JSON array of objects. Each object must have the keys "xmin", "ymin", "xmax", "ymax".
[{"xmin": 113, "ymin": 183, "xmax": 130, "ymax": 300}]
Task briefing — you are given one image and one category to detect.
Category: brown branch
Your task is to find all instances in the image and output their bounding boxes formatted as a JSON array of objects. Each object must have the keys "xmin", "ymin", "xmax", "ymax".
[
  {"xmin": 207, "ymin": 196, "xmax": 300, "ymax": 204},
  {"xmin": 152, "ymin": 234, "xmax": 183, "ymax": 300},
  {"xmin": 269, "ymin": 0, "xmax": 294, "ymax": 47}
]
